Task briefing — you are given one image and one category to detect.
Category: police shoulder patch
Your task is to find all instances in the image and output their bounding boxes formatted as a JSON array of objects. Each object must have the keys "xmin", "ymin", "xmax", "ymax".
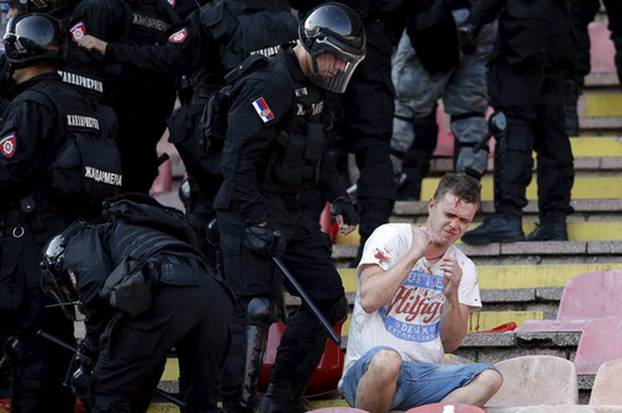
[
  {"xmin": 168, "ymin": 27, "xmax": 188, "ymax": 44},
  {"xmin": 70, "ymin": 22, "xmax": 87, "ymax": 40},
  {"xmin": 0, "ymin": 134, "xmax": 16, "ymax": 159},
  {"xmin": 251, "ymin": 97, "xmax": 275, "ymax": 123}
]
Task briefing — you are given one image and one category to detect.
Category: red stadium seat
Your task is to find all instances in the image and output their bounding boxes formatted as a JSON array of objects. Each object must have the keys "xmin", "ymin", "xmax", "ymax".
[
  {"xmin": 575, "ymin": 317, "xmax": 622, "ymax": 375},
  {"xmin": 521, "ymin": 270, "xmax": 622, "ymax": 333},
  {"xmin": 589, "ymin": 357, "xmax": 622, "ymax": 405},
  {"xmin": 259, "ymin": 320, "xmax": 345, "ymax": 397},
  {"xmin": 404, "ymin": 403, "xmax": 485, "ymax": 413}
]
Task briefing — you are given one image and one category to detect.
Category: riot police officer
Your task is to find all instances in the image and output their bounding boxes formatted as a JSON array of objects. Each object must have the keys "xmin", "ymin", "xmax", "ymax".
[
  {"xmin": 565, "ymin": 0, "xmax": 621, "ymax": 135},
  {"xmin": 212, "ymin": 4, "xmax": 363, "ymax": 412},
  {"xmin": 0, "ymin": 13, "xmax": 121, "ymax": 413},
  {"xmin": 460, "ymin": 0, "xmax": 575, "ymax": 244},
  {"xmin": 40, "ymin": 194, "xmax": 234, "ymax": 413},
  {"xmin": 74, "ymin": 0, "xmax": 299, "ymax": 261},
  {"xmin": 1, "ymin": 0, "xmax": 108, "ymax": 104},
  {"xmin": 390, "ymin": 1, "xmax": 497, "ymax": 189},
  {"xmin": 69, "ymin": 0, "xmax": 186, "ymax": 193},
  {"xmin": 293, "ymin": 0, "xmax": 405, "ymax": 260}
]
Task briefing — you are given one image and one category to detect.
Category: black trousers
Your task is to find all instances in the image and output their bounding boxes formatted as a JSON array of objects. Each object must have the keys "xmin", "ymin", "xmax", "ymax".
[
  {"xmin": 91, "ymin": 275, "xmax": 233, "ymax": 413},
  {"xmin": 0, "ymin": 221, "xmax": 75, "ymax": 413},
  {"xmin": 571, "ymin": 0, "xmax": 622, "ymax": 87},
  {"xmin": 217, "ymin": 194, "xmax": 345, "ymax": 406},
  {"xmin": 113, "ymin": 89, "xmax": 176, "ymax": 194},
  {"xmin": 488, "ymin": 61, "xmax": 574, "ymax": 218},
  {"xmin": 330, "ymin": 19, "xmax": 396, "ymax": 241}
]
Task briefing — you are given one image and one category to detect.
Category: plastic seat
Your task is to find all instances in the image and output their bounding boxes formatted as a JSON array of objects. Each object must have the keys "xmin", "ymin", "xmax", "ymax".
[
  {"xmin": 590, "ymin": 357, "xmax": 622, "ymax": 405},
  {"xmin": 404, "ymin": 403, "xmax": 485, "ymax": 412},
  {"xmin": 521, "ymin": 270, "xmax": 622, "ymax": 333},
  {"xmin": 485, "ymin": 356, "xmax": 578, "ymax": 408},
  {"xmin": 259, "ymin": 320, "xmax": 345, "ymax": 396},
  {"xmin": 575, "ymin": 317, "xmax": 622, "ymax": 375},
  {"xmin": 513, "ymin": 406, "xmax": 596, "ymax": 413}
]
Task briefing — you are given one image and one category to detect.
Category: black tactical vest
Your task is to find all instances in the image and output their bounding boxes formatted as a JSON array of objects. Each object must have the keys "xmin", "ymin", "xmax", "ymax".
[
  {"xmin": 23, "ymin": 79, "xmax": 122, "ymax": 208},
  {"xmin": 260, "ymin": 84, "xmax": 327, "ymax": 194}
]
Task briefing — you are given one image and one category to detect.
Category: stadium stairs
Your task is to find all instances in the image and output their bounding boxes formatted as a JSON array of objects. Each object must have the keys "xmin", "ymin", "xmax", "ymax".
[{"xmin": 140, "ymin": 15, "xmax": 622, "ymax": 412}]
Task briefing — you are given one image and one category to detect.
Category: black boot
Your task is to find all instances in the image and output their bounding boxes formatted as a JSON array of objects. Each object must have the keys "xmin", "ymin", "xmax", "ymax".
[
  {"xmin": 462, "ymin": 213, "xmax": 525, "ymax": 244},
  {"xmin": 259, "ymin": 382, "xmax": 305, "ymax": 413},
  {"xmin": 526, "ymin": 212, "xmax": 568, "ymax": 241}
]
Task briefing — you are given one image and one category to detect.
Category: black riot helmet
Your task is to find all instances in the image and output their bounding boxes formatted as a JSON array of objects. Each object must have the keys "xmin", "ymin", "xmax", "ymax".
[
  {"xmin": 40, "ymin": 223, "xmax": 83, "ymax": 320},
  {"xmin": 299, "ymin": 2, "xmax": 366, "ymax": 93},
  {"xmin": 3, "ymin": 13, "xmax": 67, "ymax": 69}
]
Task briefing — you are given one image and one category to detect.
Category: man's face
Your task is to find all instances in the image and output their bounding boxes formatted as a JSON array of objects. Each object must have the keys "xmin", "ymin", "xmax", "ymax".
[
  {"xmin": 427, "ymin": 192, "xmax": 477, "ymax": 246},
  {"xmin": 315, "ymin": 52, "xmax": 347, "ymax": 78}
]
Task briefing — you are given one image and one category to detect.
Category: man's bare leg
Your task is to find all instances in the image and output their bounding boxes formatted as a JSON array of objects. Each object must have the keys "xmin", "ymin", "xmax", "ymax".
[
  {"xmin": 355, "ymin": 349, "xmax": 402, "ymax": 413},
  {"xmin": 440, "ymin": 369, "xmax": 503, "ymax": 407}
]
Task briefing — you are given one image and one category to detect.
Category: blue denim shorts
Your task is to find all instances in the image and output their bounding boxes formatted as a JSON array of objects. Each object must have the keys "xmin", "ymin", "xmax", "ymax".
[{"xmin": 341, "ymin": 346, "xmax": 496, "ymax": 411}]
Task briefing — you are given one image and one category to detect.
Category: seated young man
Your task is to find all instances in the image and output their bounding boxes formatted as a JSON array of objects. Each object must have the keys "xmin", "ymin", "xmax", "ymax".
[{"xmin": 341, "ymin": 173, "xmax": 503, "ymax": 413}]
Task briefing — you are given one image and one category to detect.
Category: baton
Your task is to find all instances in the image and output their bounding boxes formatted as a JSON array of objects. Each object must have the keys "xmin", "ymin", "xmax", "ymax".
[
  {"xmin": 36, "ymin": 330, "xmax": 186, "ymax": 408},
  {"xmin": 271, "ymin": 256, "xmax": 341, "ymax": 345}
]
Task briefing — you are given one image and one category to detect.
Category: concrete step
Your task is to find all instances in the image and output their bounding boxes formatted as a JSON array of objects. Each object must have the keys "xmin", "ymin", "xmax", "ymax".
[
  {"xmin": 334, "ymin": 220, "xmax": 622, "ymax": 246},
  {"xmin": 393, "ymin": 199, "xmax": 622, "ymax": 220},
  {"xmin": 582, "ymin": 91, "xmax": 622, "ymax": 118},
  {"xmin": 428, "ymin": 137, "xmax": 622, "ymax": 174},
  {"xmin": 336, "ymin": 263, "xmax": 620, "ymax": 293},
  {"xmin": 332, "ymin": 241, "xmax": 622, "ymax": 265},
  {"xmin": 420, "ymin": 175, "xmax": 622, "ymax": 202}
]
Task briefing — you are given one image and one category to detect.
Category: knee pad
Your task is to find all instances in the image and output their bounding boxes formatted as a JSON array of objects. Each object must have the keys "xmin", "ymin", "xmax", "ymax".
[{"xmin": 246, "ymin": 297, "xmax": 278, "ymax": 328}]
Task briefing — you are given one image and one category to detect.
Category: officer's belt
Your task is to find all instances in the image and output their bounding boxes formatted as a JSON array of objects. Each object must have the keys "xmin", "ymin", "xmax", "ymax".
[{"xmin": 0, "ymin": 210, "xmax": 28, "ymax": 238}]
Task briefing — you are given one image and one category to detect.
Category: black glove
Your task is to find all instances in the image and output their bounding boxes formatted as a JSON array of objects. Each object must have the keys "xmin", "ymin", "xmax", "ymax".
[
  {"xmin": 331, "ymin": 197, "xmax": 359, "ymax": 227},
  {"xmin": 66, "ymin": 339, "xmax": 96, "ymax": 400},
  {"xmin": 244, "ymin": 224, "xmax": 274, "ymax": 257},
  {"xmin": 457, "ymin": 23, "xmax": 478, "ymax": 55}
]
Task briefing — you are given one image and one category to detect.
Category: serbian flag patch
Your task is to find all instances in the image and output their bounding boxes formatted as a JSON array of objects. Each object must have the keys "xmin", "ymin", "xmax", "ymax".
[
  {"xmin": 0, "ymin": 134, "xmax": 16, "ymax": 158},
  {"xmin": 168, "ymin": 28, "xmax": 188, "ymax": 44},
  {"xmin": 252, "ymin": 97, "xmax": 275, "ymax": 123},
  {"xmin": 70, "ymin": 22, "xmax": 87, "ymax": 40}
]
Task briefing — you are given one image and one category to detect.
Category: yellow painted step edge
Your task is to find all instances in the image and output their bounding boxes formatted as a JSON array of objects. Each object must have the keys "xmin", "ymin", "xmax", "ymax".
[
  {"xmin": 337, "ymin": 264, "xmax": 622, "ymax": 292},
  {"xmin": 421, "ymin": 176, "xmax": 622, "ymax": 201},
  {"xmin": 335, "ymin": 221, "xmax": 622, "ymax": 245}
]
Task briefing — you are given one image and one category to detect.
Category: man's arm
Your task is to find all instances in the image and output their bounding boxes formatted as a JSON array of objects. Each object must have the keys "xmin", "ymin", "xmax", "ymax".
[
  {"xmin": 358, "ymin": 226, "xmax": 431, "ymax": 313},
  {"xmin": 438, "ymin": 257, "xmax": 471, "ymax": 353},
  {"xmin": 77, "ymin": 11, "xmax": 208, "ymax": 76},
  {"xmin": 0, "ymin": 100, "xmax": 55, "ymax": 206},
  {"xmin": 220, "ymin": 76, "xmax": 290, "ymax": 224}
]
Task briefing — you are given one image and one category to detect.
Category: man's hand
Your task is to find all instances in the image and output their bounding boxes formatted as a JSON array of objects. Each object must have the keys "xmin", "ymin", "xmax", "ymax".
[
  {"xmin": 74, "ymin": 34, "xmax": 108, "ymax": 56},
  {"xmin": 457, "ymin": 23, "xmax": 478, "ymax": 55},
  {"xmin": 409, "ymin": 225, "xmax": 432, "ymax": 257},
  {"xmin": 440, "ymin": 256, "xmax": 462, "ymax": 299},
  {"xmin": 331, "ymin": 197, "xmax": 358, "ymax": 235}
]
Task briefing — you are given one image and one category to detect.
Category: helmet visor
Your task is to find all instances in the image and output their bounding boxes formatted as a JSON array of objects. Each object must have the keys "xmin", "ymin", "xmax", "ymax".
[
  {"xmin": 309, "ymin": 41, "xmax": 365, "ymax": 93},
  {"xmin": 40, "ymin": 268, "xmax": 76, "ymax": 320}
]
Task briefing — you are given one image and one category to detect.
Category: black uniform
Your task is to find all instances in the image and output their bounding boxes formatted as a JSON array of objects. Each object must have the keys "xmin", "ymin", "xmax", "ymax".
[
  {"xmin": 214, "ymin": 47, "xmax": 349, "ymax": 412},
  {"xmin": 0, "ymin": 72, "xmax": 119, "ymax": 413},
  {"xmin": 70, "ymin": 0, "xmax": 183, "ymax": 193},
  {"xmin": 461, "ymin": 0, "xmax": 575, "ymax": 243},
  {"xmin": 572, "ymin": 0, "xmax": 622, "ymax": 90},
  {"xmin": 564, "ymin": 0, "xmax": 622, "ymax": 134},
  {"xmin": 100, "ymin": 0, "xmax": 298, "ymax": 259},
  {"xmin": 295, "ymin": 0, "xmax": 405, "ymax": 257},
  {"xmin": 59, "ymin": 197, "xmax": 234, "ymax": 413}
]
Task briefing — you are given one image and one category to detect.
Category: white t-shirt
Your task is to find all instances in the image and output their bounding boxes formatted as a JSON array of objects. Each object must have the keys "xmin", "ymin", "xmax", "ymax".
[{"xmin": 341, "ymin": 223, "xmax": 482, "ymax": 380}]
